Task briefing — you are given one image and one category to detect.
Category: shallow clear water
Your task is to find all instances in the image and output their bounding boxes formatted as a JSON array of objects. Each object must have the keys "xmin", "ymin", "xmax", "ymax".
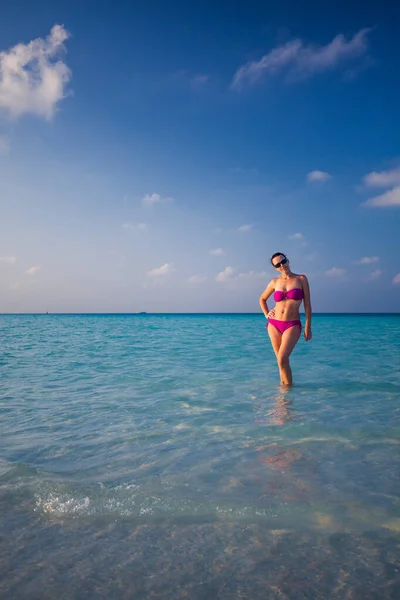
[{"xmin": 1, "ymin": 314, "xmax": 399, "ymax": 599}]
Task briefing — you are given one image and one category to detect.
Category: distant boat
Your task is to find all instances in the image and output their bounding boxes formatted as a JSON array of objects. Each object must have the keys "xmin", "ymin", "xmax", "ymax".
[{"xmin": 138, "ymin": 312, "xmax": 147, "ymax": 315}]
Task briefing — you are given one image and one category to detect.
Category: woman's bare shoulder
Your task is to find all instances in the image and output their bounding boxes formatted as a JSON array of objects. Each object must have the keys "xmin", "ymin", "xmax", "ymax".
[{"xmin": 298, "ymin": 274, "xmax": 310, "ymax": 291}]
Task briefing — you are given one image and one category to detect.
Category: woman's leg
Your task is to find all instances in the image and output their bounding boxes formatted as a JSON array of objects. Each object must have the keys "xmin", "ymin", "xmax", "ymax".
[
  {"xmin": 277, "ymin": 325, "xmax": 302, "ymax": 386},
  {"xmin": 267, "ymin": 324, "xmax": 283, "ymax": 381}
]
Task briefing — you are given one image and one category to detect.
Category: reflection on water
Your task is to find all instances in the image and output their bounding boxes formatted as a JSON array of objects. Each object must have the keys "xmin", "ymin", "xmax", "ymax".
[
  {"xmin": 254, "ymin": 387, "xmax": 295, "ymax": 426},
  {"xmin": 257, "ymin": 444, "xmax": 315, "ymax": 505},
  {"xmin": 252, "ymin": 387, "xmax": 317, "ymax": 505},
  {"xmin": 1, "ymin": 314, "xmax": 400, "ymax": 598}
]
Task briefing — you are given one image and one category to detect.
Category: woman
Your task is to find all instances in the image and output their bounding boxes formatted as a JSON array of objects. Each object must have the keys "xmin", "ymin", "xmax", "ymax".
[{"xmin": 259, "ymin": 252, "xmax": 312, "ymax": 386}]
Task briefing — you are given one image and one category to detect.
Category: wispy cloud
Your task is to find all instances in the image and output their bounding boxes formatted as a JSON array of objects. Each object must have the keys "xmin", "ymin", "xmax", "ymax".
[
  {"xmin": 237, "ymin": 270, "xmax": 267, "ymax": 280},
  {"xmin": 215, "ymin": 267, "xmax": 267, "ymax": 285},
  {"xmin": 232, "ymin": 29, "xmax": 370, "ymax": 89},
  {"xmin": 188, "ymin": 275, "xmax": 207, "ymax": 284},
  {"xmin": 123, "ymin": 222, "xmax": 147, "ymax": 231},
  {"xmin": 9, "ymin": 281, "xmax": 21, "ymax": 290},
  {"xmin": 393, "ymin": 273, "xmax": 400, "ymax": 285},
  {"xmin": 362, "ymin": 187, "xmax": 400, "ymax": 208},
  {"xmin": 307, "ymin": 170, "xmax": 331, "ymax": 183},
  {"xmin": 26, "ymin": 265, "xmax": 41, "ymax": 276},
  {"xmin": 289, "ymin": 232, "xmax": 308, "ymax": 246},
  {"xmin": 147, "ymin": 263, "xmax": 175, "ymax": 277},
  {"xmin": 362, "ymin": 167, "xmax": 400, "ymax": 208},
  {"xmin": 215, "ymin": 266, "xmax": 235, "ymax": 282},
  {"xmin": 357, "ymin": 256, "xmax": 379, "ymax": 264},
  {"xmin": 141, "ymin": 193, "xmax": 173, "ymax": 207},
  {"xmin": 0, "ymin": 255, "xmax": 17, "ymax": 264},
  {"xmin": 325, "ymin": 267, "xmax": 346, "ymax": 277},
  {"xmin": 172, "ymin": 70, "xmax": 209, "ymax": 91},
  {"xmin": 366, "ymin": 269, "xmax": 382, "ymax": 281},
  {"xmin": 209, "ymin": 248, "xmax": 225, "ymax": 256},
  {"xmin": 237, "ymin": 224, "xmax": 253, "ymax": 233},
  {"xmin": 0, "ymin": 25, "xmax": 71, "ymax": 120},
  {"xmin": 363, "ymin": 168, "xmax": 400, "ymax": 187}
]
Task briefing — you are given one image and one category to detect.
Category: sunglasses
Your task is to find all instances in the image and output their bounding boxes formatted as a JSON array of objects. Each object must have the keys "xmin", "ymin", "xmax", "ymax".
[{"xmin": 273, "ymin": 257, "xmax": 288, "ymax": 268}]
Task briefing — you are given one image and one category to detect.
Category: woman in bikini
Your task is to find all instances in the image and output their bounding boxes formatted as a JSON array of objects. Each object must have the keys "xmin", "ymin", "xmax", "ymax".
[{"xmin": 259, "ymin": 252, "xmax": 312, "ymax": 386}]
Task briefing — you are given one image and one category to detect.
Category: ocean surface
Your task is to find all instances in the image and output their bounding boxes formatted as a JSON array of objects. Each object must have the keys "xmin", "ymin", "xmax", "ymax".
[{"xmin": 0, "ymin": 313, "xmax": 399, "ymax": 599}]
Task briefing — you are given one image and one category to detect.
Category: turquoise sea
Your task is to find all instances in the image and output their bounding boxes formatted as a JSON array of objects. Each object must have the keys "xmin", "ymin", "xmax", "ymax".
[{"xmin": 1, "ymin": 313, "xmax": 399, "ymax": 599}]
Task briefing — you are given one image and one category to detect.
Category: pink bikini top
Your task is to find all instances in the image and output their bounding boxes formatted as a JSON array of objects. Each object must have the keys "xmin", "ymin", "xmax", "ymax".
[{"xmin": 274, "ymin": 288, "xmax": 304, "ymax": 302}]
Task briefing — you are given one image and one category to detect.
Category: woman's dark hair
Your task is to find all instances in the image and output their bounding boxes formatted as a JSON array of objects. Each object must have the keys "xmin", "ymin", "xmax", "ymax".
[{"xmin": 270, "ymin": 252, "xmax": 287, "ymax": 266}]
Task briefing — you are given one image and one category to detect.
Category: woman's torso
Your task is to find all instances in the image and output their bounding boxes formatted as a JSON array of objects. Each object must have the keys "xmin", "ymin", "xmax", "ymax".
[{"xmin": 272, "ymin": 275, "xmax": 304, "ymax": 321}]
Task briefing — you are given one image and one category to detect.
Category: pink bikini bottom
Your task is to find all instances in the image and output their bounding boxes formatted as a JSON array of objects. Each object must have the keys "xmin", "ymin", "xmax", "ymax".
[{"xmin": 267, "ymin": 318, "xmax": 302, "ymax": 334}]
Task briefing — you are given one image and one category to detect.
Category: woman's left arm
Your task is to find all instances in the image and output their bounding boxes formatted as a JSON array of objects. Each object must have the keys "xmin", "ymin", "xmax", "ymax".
[{"xmin": 300, "ymin": 274, "xmax": 312, "ymax": 341}]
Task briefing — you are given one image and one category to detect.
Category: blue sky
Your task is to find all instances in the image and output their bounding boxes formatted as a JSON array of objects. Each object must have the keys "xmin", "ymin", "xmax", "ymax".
[{"xmin": 1, "ymin": 0, "xmax": 399, "ymax": 313}]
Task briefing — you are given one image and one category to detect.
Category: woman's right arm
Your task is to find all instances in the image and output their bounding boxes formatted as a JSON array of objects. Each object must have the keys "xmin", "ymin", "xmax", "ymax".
[{"xmin": 259, "ymin": 280, "xmax": 275, "ymax": 319}]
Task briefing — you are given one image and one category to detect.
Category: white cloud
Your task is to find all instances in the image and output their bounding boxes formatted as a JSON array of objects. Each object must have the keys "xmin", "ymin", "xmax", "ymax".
[
  {"xmin": 188, "ymin": 275, "xmax": 207, "ymax": 284},
  {"xmin": 214, "ymin": 267, "xmax": 268, "ymax": 286},
  {"xmin": 26, "ymin": 265, "xmax": 41, "ymax": 276},
  {"xmin": 237, "ymin": 224, "xmax": 253, "ymax": 232},
  {"xmin": 123, "ymin": 222, "xmax": 147, "ymax": 231},
  {"xmin": 172, "ymin": 70, "xmax": 209, "ymax": 90},
  {"xmin": 325, "ymin": 267, "xmax": 346, "ymax": 277},
  {"xmin": 361, "ymin": 167, "xmax": 400, "ymax": 208},
  {"xmin": 232, "ymin": 40, "xmax": 302, "ymax": 88},
  {"xmin": 147, "ymin": 263, "xmax": 174, "ymax": 277},
  {"xmin": 232, "ymin": 29, "xmax": 370, "ymax": 89},
  {"xmin": 0, "ymin": 25, "xmax": 71, "ymax": 120},
  {"xmin": 307, "ymin": 170, "xmax": 331, "ymax": 182},
  {"xmin": 237, "ymin": 270, "xmax": 267, "ymax": 280},
  {"xmin": 393, "ymin": 273, "xmax": 400, "ymax": 285},
  {"xmin": 362, "ymin": 186, "xmax": 400, "ymax": 208},
  {"xmin": 358, "ymin": 256, "xmax": 379, "ymax": 264},
  {"xmin": 209, "ymin": 248, "xmax": 225, "ymax": 256},
  {"xmin": 0, "ymin": 255, "xmax": 17, "ymax": 264},
  {"xmin": 289, "ymin": 232, "xmax": 308, "ymax": 247},
  {"xmin": 9, "ymin": 281, "xmax": 21, "ymax": 290},
  {"xmin": 363, "ymin": 168, "xmax": 400, "ymax": 187},
  {"xmin": 215, "ymin": 266, "xmax": 235, "ymax": 282},
  {"xmin": 141, "ymin": 193, "xmax": 173, "ymax": 207},
  {"xmin": 366, "ymin": 269, "xmax": 382, "ymax": 281}
]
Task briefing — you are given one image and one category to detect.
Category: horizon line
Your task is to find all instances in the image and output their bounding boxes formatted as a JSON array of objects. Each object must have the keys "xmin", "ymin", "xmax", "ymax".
[{"xmin": 1, "ymin": 312, "xmax": 399, "ymax": 316}]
